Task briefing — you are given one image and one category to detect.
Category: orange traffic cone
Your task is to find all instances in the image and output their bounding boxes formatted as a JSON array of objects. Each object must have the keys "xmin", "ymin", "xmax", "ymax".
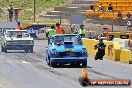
[
  {"xmin": 79, "ymin": 68, "xmax": 91, "ymax": 86},
  {"xmin": 81, "ymin": 68, "xmax": 89, "ymax": 78}
]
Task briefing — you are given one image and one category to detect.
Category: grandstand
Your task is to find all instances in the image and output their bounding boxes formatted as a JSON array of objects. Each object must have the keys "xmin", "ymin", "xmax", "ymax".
[{"xmin": 86, "ymin": 0, "xmax": 132, "ymax": 20}]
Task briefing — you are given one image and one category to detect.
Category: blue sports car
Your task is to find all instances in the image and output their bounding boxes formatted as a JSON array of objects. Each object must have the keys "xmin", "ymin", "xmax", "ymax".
[{"xmin": 45, "ymin": 34, "xmax": 88, "ymax": 67}]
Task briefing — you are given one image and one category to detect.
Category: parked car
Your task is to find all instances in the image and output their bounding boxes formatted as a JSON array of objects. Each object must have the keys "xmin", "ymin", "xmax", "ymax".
[
  {"xmin": 45, "ymin": 34, "xmax": 88, "ymax": 67},
  {"xmin": 1, "ymin": 30, "xmax": 34, "ymax": 53}
]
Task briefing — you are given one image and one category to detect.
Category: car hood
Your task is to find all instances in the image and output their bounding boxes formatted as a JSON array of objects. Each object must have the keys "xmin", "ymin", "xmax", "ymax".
[
  {"xmin": 6, "ymin": 37, "xmax": 33, "ymax": 41},
  {"xmin": 51, "ymin": 45, "xmax": 85, "ymax": 52}
]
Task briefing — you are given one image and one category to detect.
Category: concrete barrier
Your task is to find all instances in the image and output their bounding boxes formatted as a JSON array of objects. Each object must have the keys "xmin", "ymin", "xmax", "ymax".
[
  {"xmin": 112, "ymin": 42, "xmax": 121, "ymax": 61},
  {"xmin": 120, "ymin": 49, "xmax": 131, "ymax": 63},
  {"xmin": 82, "ymin": 38, "xmax": 98, "ymax": 56},
  {"xmin": 114, "ymin": 49, "xmax": 121, "ymax": 61},
  {"xmin": 104, "ymin": 41, "xmax": 113, "ymax": 60},
  {"xmin": 82, "ymin": 38, "xmax": 132, "ymax": 63},
  {"xmin": 82, "ymin": 38, "xmax": 121, "ymax": 61},
  {"xmin": 103, "ymin": 41, "xmax": 121, "ymax": 61}
]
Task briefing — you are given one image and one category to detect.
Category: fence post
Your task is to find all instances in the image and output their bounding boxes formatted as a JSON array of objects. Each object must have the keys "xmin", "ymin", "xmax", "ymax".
[{"xmin": 112, "ymin": 11, "xmax": 114, "ymax": 31}]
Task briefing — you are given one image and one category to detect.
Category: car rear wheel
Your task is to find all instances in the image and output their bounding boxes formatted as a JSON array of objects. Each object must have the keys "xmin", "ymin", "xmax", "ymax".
[
  {"xmin": 30, "ymin": 47, "xmax": 33, "ymax": 53},
  {"xmin": 57, "ymin": 62, "xmax": 64, "ymax": 68},
  {"xmin": 70, "ymin": 62, "xmax": 76, "ymax": 67},
  {"xmin": 25, "ymin": 49, "xmax": 29, "ymax": 53},
  {"xmin": 50, "ymin": 62, "xmax": 56, "ymax": 68},
  {"xmin": 76, "ymin": 62, "xmax": 81, "ymax": 67},
  {"xmin": 82, "ymin": 61, "xmax": 87, "ymax": 68}
]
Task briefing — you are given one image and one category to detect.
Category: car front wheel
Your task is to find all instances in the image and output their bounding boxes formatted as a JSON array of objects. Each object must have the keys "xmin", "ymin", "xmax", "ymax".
[
  {"xmin": 47, "ymin": 55, "xmax": 50, "ymax": 66},
  {"xmin": 25, "ymin": 49, "xmax": 29, "ymax": 53},
  {"xmin": 30, "ymin": 47, "xmax": 33, "ymax": 53},
  {"xmin": 1, "ymin": 45, "xmax": 4, "ymax": 52}
]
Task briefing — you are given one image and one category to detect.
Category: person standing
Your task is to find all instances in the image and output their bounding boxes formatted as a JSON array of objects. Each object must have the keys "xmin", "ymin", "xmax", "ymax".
[
  {"xmin": 14, "ymin": 8, "xmax": 19, "ymax": 22},
  {"xmin": 117, "ymin": 11, "xmax": 123, "ymax": 26},
  {"xmin": 70, "ymin": 24, "xmax": 78, "ymax": 34},
  {"xmin": 78, "ymin": 25, "xmax": 86, "ymax": 38},
  {"xmin": 55, "ymin": 23, "xmax": 65, "ymax": 34},
  {"xmin": 107, "ymin": 4, "xmax": 113, "ymax": 11},
  {"xmin": 98, "ymin": 3, "xmax": 103, "ymax": 11},
  {"xmin": 16, "ymin": 21, "xmax": 22, "ymax": 30},
  {"xmin": 46, "ymin": 26, "xmax": 56, "ymax": 44},
  {"xmin": 126, "ymin": 12, "xmax": 132, "ymax": 21},
  {"xmin": 8, "ymin": 5, "xmax": 13, "ymax": 22},
  {"xmin": 89, "ymin": 4, "xmax": 94, "ymax": 11},
  {"xmin": 94, "ymin": 39, "xmax": 106, "ymax": 60}
]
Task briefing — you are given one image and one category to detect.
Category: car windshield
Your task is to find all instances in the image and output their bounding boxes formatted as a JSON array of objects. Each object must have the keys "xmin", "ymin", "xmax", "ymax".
[
  {"xmin": 52, "ymin": 35, "xmax": 82, "ymax": 45},
  {"xmin": 6, "ymin": 31, "xmax": 29, "ymax": 38}
]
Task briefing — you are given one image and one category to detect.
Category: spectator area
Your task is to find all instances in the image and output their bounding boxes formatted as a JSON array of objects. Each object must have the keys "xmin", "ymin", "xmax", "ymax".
[{"xmin": 86, "ymin": 0, "xmax": 132, "ymax": 20}]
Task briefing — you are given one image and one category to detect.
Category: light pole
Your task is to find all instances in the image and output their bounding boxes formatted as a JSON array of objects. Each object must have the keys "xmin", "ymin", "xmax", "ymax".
[
  {"xmin": 112, "ymin": 11, "xmax": 114, "ymax": 32},
  {"xmin": 60, "ymin": 13, "xmax": 62, "ymax": 24},
  {"xmin": 34, "ymin": 0, "xmax": 35, "ymax": 22}
]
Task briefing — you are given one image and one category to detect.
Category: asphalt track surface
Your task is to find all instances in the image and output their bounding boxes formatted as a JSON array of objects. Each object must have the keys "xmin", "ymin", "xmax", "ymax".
[{"xmin": 0, "ymin": 40, "xmax": 132, "ymax": 88}]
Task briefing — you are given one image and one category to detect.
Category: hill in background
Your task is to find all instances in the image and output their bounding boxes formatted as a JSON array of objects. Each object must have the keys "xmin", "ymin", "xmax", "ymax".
[{"xmin": 0, "ymin": 0, "xmax": 65, "ymax": 22}]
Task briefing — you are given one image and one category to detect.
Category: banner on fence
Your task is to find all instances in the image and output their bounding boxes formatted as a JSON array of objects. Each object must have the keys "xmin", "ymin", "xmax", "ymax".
[{"xmin": 22, "ymin": 23, "xmax": 52, "ymax": 38}]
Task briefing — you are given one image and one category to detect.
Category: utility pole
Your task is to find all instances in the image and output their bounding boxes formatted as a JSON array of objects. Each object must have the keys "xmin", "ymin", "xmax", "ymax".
[
  {"xmin": 60, "ymin": 13, "xmax": 62, "ymax": 24},
  {"xmin": 34, "ymin": 0, "xmax": 36, "ymax": 22},
  {"xmin": 112, "ymin": 11, "xmax": 114, "ymax": 31}
]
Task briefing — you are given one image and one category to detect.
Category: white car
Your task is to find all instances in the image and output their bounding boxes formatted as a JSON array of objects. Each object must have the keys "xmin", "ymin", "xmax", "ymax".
[{"xmin": 1, "ymin": 30, "xmax": 34, "ymax": 53}]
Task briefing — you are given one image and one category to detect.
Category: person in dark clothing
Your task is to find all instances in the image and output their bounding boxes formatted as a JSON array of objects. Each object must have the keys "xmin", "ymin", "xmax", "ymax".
[
  {"xmin": 14, "ymin": 8, "xmax": 19, "ymax": 22},
  {"xmin": 126, "ymin": 12, "xmax": 132, "ymax": 21},
  {"xmin": 89, "ymin": 4, "xmax": 94, "ymax": 11},
  {"xmin": 94, "ymin": 39, "xmax": 106, "ymax": 60},
  {"xmin": 107, "ymin": 4, "xmax": 113, "ymax": 11},
  {"xmin": 98, "ymin": 3, "xmax": 103, "ymax": 11},
  {"xmin": 117, "ymin": 11, "xmax": 123, "ymax": 25},
  {"xmin": 8, "ymin": 5, "xmax": 13, "ymax": 22}
]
